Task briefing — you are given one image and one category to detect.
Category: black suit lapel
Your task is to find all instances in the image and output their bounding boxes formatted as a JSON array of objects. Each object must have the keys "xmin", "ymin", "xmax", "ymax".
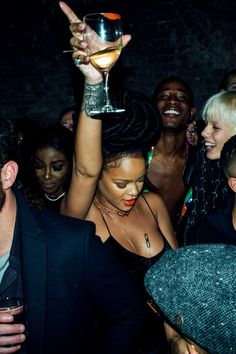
[
  {"xmin": 15, "ymin": 189, "xmax": 47, "ymax": 354},
  {"xmin": 22, "ymin": 237, "xmax": 47, "ymax": 354}
]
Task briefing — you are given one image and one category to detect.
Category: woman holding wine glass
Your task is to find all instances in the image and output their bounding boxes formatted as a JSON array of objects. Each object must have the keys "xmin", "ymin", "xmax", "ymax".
[{"xmin": 59, "ymin": 2, "xmax": 179, "ymax": 353}]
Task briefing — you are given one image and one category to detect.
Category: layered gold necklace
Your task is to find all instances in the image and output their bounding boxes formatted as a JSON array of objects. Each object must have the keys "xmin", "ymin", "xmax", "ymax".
[{"xmin": 94, "ymin": 195, "xmax": 130, "ymax": 217}]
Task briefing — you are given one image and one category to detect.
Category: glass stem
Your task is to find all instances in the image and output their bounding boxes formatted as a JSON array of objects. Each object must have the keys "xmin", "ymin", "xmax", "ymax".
[{"xmin": 103, "ymin": 71, "xmax": 111, "ymax": 108}]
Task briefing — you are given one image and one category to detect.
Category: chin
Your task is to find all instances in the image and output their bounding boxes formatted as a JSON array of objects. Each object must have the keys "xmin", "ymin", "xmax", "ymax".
[
  {"xmin": 42, "ymin": 188, "xmax": 58, "ymax": 196},
  {"xmin": 206, "ymin": 152, "xmax": 220, "ymax": 160},
  {"xmin": 162, "ymin": 123, "xmax": 181, "ymax": 131}
]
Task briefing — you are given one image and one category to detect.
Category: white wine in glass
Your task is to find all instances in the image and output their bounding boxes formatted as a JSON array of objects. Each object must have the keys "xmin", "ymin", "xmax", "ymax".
[
  {"xmin": 90, "ymin": 45, "xmax": 122, "ymax": 72},
  {"xmin": 83, "ymin": 12, "xmax": 125, "ymax": 114}
]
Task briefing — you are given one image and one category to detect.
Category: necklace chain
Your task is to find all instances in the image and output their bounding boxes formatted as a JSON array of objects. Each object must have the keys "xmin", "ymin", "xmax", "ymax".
[
  {"xmin": 144, "ymin": 233, "xmax": 152, "ymax": 258},
  {"xmin": 126, "ymin": 234, "xmax": 152, "ymax": 257},
  {"xmin": 95, "ymin": 195, "xmax": 152, "ymax": 257},
  {"xmin": 44, "ymin": 192, "xmax": 65, "ymax": 202},
  {"xmin": 94, "ymin": 196, "xmax": 130, "ymax": 217}
]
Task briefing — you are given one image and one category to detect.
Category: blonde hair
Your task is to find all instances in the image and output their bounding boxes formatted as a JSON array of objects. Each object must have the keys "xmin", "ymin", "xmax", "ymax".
[{"xmin": 202, "ymin": 91, "xmax": 236, "ymax": 133}]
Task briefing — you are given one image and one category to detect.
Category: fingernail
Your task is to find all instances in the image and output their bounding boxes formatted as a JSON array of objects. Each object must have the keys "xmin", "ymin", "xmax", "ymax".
[{"xmin": 19, "ymin": 325, "xmax": 25, "ymax": 332}]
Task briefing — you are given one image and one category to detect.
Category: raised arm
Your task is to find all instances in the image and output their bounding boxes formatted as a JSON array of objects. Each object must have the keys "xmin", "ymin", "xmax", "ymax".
[
  {"xmin": 59, "ymin": 2, "xmax": 131, "ymax": 219},
  {"xmin": 59, "ymin": 1, "xmax": 104, "ymax": 219}
]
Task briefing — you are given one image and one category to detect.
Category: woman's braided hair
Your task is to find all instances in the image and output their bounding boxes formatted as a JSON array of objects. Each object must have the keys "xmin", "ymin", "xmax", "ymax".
[{"xmin": 101, "ymin": 89, "xmax": 161, "ymax": 164}]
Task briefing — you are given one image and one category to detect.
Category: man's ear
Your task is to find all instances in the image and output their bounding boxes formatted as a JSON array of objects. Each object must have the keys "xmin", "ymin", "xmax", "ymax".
[
  {"xmin": 228, "ymin": 177, "xmax": 236, "ymax": 193},
  {"xmin": 1, "ymin": 161, "xmax": 18, "ymax": 189}
]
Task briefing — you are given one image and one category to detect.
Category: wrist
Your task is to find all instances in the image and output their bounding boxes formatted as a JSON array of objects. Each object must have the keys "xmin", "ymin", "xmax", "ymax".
[
  {"xmin": 84, "ymin": 78, "xmax": 103, "ymax": 85},
  {"xmin": 81, "ymin": 81, "xmax": 104, "ymax": 117}
]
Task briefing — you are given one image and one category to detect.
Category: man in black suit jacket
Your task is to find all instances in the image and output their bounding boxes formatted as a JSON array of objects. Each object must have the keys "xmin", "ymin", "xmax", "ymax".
[{"xmin": 0, "ymin": 118, "xmax": 144, "ymax": 353}]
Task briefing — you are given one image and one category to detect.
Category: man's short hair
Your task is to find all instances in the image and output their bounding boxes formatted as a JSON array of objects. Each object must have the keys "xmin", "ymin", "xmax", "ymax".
[
  {"xmin": 217, "ymin": 68, "xmax": 236, "ymax": 92},
  {"xmin": 220, "ymin": 134, "xmax": 236, "ymax": 178},
  {"xmin": 152, "ymin": 76, "xmax": 194, "ymax": 106},
  {"xmin": 0, "ymin": 118, "xmax": 18, "ymax": 166},
  {"xmin": 144, "ymin": 244, "xmax": 236, "ymax": 354}
]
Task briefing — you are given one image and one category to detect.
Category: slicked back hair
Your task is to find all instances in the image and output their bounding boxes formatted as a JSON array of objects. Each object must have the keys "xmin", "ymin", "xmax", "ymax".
[{"xmin": 33, "ymin": 124, "xmax": 74, "ymax": 166}]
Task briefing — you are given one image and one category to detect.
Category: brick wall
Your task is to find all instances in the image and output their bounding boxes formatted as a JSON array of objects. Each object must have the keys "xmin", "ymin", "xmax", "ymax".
[{"xmin": 1, "ymin": 0, "xmax": 236, "ymax": 126}]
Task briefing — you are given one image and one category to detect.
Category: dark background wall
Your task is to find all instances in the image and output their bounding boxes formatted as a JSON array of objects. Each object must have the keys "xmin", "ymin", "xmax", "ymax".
[{"xmin": 1, "ymin": 0, "xmax": 236, "ymax": 126}]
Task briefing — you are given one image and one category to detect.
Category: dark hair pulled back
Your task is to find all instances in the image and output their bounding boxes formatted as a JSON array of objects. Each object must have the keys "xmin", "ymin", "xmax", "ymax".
[{"xmin": 101, "ymin": 90, "xmax": 161, "ymax": 160}]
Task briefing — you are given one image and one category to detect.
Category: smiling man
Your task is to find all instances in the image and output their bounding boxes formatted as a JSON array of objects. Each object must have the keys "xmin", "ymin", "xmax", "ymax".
[{"xmin": 146, "ymin": 76, "xmax": 197, "ymax": 231}]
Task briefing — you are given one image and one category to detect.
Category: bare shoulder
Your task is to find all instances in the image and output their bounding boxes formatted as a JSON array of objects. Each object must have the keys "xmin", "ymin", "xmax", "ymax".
[
  {"xmin": 137, "ymin": 192, "xmax": 169, "ymax": 218},
  {"xmin": 141, "ymin": 191, "xmax": 166, "ymax": 207}
]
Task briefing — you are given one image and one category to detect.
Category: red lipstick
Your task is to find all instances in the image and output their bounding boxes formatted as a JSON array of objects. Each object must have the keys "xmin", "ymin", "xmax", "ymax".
[{"xmin": 123, "ymin": 199, "xmax": 136, "ymax": 206}]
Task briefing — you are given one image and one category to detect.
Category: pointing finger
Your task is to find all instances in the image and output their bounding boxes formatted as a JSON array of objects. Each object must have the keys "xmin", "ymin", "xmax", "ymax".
[
  {"xmin": 59, "ymin": 1, "xmax": 81, "ymax": 23},
  {"xmin": 122, "ymin": 34, "xmax": 132, "ymax": 48}
]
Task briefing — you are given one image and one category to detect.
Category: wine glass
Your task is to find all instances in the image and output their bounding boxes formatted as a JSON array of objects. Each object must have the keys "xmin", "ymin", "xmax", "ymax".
[{"xmin": 83, "ymin": 12, "xmax": 125, "ymax": 114}]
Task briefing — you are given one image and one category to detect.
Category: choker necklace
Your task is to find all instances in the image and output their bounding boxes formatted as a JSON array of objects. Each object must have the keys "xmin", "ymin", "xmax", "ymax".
[
  {"xmin": 44, "ymin": 191, "xmax": 65, "ymax": 202},
  {"xmin": 94, "ymin": 196, "xmax": 130, "ymax": 217}
]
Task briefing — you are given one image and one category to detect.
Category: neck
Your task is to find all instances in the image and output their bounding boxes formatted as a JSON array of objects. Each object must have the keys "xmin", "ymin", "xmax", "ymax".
[
  {"xmin": 94, "ymin": 194, "xmax": 130, "ymax": 217},
  {"xmin": 156, "ymin": 131, "xmax": 187, "ymax": 157},
  {"xmin": 0, "ymin": 190, "xmax": 17, "ymax": 255}
]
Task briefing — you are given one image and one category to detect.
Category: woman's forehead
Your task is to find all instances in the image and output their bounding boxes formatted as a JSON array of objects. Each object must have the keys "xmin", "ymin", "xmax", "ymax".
[{"xmin": 104, "ymin": 156, "xmax": 146, "ymax": 177}]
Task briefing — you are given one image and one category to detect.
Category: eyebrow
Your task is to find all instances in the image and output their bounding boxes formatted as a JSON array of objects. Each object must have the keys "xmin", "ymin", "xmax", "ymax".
[
  {"xmin": 207, "ymin": 119, "xmax": 221, "ymax": 124},
  {"xmin": 157, "ymin": 88, "xmax": 190, "ymax": 95},
  {"xmin": 35, "ymin": 157, "xmax": 66, "ymax": 164},
  {"xmin": 113, "ymin": 175, "xmax": 145, "ymax": 182}
]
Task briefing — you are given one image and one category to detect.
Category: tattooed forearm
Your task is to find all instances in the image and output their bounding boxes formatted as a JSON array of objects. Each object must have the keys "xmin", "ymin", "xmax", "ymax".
[{"xmin": 81, "ymin": 81, "xmax": 104, "ymax": 116}]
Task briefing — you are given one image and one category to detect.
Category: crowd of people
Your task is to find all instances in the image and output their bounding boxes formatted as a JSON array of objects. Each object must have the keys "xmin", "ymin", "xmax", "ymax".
[{"xmin": 0, "ymin": 1, "xmax": 235, "ymax": 353}]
